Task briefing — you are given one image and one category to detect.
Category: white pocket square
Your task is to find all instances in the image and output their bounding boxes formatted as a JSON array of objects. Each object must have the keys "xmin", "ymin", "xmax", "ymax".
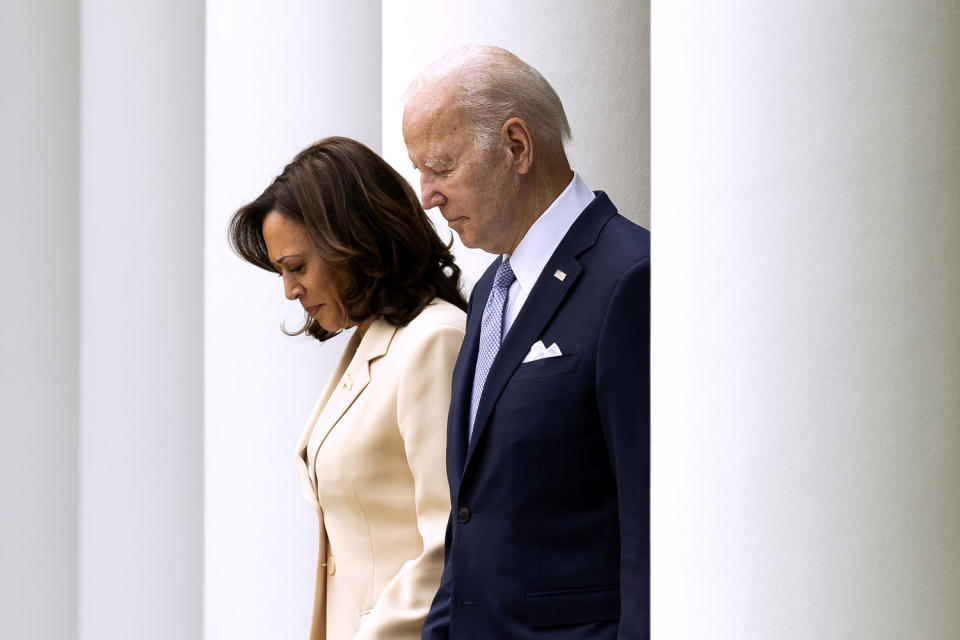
[{"xmin": 522, "ymin": 340, "xmax": 563, "ymax": 363}]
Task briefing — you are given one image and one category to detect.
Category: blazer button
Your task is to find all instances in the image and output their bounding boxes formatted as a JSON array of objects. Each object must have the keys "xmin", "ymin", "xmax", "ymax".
[
  {"xmin": 327, "ymin": 554, "xmax": 336, "ymax": 576},
  {"xmin": 457, "ymin": 506, "xmax": 471, "ymax": 523}
]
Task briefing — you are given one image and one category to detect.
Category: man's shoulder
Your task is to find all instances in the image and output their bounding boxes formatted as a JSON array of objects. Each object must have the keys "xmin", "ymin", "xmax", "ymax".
[
  {"xmin": 575, "ymin": 195, "xmax": 649, "ymax": 275},
  {"xmin": 566, "ymin": 191, "xmax": 649, "ymax": 264},
  {"xmin": 596, "ymin": 212, "xmax": 650, "ymax": 263}
]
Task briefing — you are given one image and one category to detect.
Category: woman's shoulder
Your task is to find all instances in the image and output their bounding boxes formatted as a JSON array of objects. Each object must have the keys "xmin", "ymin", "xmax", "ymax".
[
  {"xmin": 383, "ymin": 298, "xmax": 465, "ymax": 367},
  {"xmin": 403, "ymin": 298, "xmax": 466, "ymax": 335}
]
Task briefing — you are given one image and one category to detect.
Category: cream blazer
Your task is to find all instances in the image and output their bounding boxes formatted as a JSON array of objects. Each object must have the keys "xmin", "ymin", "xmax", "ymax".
[{"xmin": 294, "ymin": 299, "xmax": 465, "ymax": 640}]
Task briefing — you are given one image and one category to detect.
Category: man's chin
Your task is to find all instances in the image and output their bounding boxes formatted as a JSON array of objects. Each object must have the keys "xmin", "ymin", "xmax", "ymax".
[
  {"xmin": 448, "ymin": 224, "xmax": 498, "ymax": 254},
  {"xmin": 448, "ymin": 221, "xmax": 473, "ymax": 246}
]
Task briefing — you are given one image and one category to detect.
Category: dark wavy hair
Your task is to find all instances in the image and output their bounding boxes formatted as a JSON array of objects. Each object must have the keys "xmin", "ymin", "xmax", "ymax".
[{"xmin": 229, "ymin": 136, "xmax": 466, "ymax": 341}]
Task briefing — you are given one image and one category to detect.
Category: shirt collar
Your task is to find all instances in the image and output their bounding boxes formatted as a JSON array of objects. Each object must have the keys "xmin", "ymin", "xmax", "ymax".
[{"xmin": 505, "ymin": 171, "xmax": 595, "ymax": 294}]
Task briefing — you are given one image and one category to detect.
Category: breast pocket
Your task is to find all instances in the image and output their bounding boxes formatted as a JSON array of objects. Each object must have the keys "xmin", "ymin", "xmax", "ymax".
[{"xmin": 511, "ymin": 352, "xmax": 581, "ymax": 382}]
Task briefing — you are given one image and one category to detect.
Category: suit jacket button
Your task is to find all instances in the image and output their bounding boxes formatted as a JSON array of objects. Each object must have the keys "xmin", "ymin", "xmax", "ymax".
[
  {"xmin": 457, "ymin": 506, "xmax": 471, "ymax": 523},
  {"xmin": 326, "ymin": 554, "xmax": 336, "ymax": 576}
]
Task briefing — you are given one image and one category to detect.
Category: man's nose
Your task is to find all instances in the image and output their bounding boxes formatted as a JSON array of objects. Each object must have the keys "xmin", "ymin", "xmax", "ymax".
[{"xmin": 420, "ymin": 177, "xmax": 447, "ymax": 210}]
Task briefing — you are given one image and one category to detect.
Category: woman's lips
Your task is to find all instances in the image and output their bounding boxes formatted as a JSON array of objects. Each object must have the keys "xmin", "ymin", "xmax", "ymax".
[{"xmin": 305, "ymin": 304, "xmax": 323, "ymax": 316}]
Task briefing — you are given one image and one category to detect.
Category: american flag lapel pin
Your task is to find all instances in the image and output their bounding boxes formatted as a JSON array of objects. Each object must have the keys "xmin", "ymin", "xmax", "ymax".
[{"xmin": 553, "ymin": 269, "xmax": 567, "ymax": 282}]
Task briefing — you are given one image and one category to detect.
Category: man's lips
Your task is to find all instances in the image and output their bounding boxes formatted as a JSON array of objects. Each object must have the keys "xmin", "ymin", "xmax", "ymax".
[{"xmin": 439, "ymin": 208, "xmax": 464, "ymax": 223}]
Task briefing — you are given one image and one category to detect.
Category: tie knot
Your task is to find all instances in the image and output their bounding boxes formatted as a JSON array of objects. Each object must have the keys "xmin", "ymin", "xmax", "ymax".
[{"xmin": 494, "ymin": 258, "xmax": 516, "ymax": 291}]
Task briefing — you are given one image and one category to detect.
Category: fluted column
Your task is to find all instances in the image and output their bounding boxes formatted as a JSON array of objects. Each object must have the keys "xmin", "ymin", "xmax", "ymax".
[
  {"xmin": 79, "ymin": 1, "xmax": 204, "ymax": 638},
  {"xmin": 652, "ymin": 2, "xmax": 960, "ymax": 638}
]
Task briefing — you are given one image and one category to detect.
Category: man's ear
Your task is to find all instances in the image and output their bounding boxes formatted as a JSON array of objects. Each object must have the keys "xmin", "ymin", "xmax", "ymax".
[{"xmin": 501, "ymin": 118, "xmax": 533, "ymax": 175}]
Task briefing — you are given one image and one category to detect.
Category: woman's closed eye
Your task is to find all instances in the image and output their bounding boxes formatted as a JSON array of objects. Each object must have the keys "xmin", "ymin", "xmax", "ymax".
[{"xmin": 276, "ymin": 264, "xmax": 304, "ymax": 277}]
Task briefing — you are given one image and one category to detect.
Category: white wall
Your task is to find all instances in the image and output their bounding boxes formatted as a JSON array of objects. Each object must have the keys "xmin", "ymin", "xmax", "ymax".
[
  {"xmin": 652, "ymin": 2, "xmax": 960, "ymax": 638},
  {"xmin": 79, "ymin": 1, "xmax": 204, "ymax": 638},
  {"xmin": 0, "ymin": 2, "xmax": 79, "ymax": 638},
  {"xmin": 381, "ymin": 0, "xmax": 649, "ymax": 288},
  {"xmin": 203, "ymin": 2, "xmax": 381, "ymax": 638}
]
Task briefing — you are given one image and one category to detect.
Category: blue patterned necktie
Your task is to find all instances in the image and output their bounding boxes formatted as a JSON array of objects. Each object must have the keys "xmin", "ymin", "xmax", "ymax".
[{"xmin": 469, "ymin": 257, "xmax": 516, "ymax": 438}]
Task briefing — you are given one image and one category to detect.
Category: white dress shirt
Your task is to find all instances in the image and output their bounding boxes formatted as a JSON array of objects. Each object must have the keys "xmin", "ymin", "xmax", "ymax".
[{"xmin": 502, "ymin": 172, "xmax": 595, "ymax": 336}]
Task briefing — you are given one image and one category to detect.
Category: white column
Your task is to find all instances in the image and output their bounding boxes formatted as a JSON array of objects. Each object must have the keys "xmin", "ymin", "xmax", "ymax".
[
  {"xmin": 0, "ymin": 2, "xmax": 79, "ymax": 639},
  {"xmin": 652, "ymin": 2, "xmax": 960, "ymax": 638},
  {"xmin": 203, "ymin": 2, "xmax": 381, "ymax": 638},
  {"xmin": 79, "ymin": 1, "xmax": 204, "ymax": 639},
  {"xmin": 381, "ymin": 0, "xmax": 649, "ymax": 287}
]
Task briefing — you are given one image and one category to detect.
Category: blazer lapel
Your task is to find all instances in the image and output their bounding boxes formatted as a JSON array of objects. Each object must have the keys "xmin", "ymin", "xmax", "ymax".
[
  {"xmin": 296, "ymin": 319, "xmax": 397, "ymax": 505},
  {"xmin": 294, "ymin": 331, "xmax": 359, "ymax": 510},
  {"xmin": 462, "ymin": 193, "xmax": 618, "ymax": 474}
]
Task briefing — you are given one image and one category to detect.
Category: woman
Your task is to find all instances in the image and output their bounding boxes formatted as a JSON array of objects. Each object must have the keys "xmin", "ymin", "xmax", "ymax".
[{"xmin": 229, "ymin": 137, "xmax": 466, "ymax": 639}]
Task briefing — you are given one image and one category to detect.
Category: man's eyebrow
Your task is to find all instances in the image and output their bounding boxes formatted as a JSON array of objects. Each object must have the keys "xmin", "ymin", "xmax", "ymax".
[{"xmin": 423, "ymin": 157, "xmax": 451, "ymax": 171}]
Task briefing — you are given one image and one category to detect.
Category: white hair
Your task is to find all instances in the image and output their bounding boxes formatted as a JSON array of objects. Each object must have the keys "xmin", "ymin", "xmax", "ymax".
[{"xmin": 406, "ymin": 45, "xmax": 572, "ymax": 158}]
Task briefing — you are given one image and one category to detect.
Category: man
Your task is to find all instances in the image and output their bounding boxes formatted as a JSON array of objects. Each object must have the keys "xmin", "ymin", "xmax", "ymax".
[{"xmin": 403, "ymin": 45, "xmax": 650, "ymax": 640}]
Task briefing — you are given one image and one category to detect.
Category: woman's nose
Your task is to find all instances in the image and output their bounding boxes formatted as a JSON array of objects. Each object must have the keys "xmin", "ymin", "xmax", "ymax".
[{"xmin": 283, "ymin": 277, "xmax": 303, "ymax": 301}]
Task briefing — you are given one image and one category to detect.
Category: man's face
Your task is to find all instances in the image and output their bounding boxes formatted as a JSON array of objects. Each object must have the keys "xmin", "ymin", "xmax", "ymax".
[{"xmin": 403, "ymin": 91, "xmax": 519, "ymax": 254}]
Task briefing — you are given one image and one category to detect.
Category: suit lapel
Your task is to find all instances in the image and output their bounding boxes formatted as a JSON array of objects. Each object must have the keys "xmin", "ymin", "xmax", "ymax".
[
  {"xmin": 462, "ymin": 193, "xmax": 618, "ymax": 475},
  {"xmin": 448, "ymin": 264, "xmax": 497, "ymax": 489},
  {"xmin": 462, "ymin": 256, "xmax": 582, "ymax": 471}
]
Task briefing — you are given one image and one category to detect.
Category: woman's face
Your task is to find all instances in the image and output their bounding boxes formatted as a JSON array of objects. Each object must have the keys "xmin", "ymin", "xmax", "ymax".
[{"xmin": 262, "ymin": 210, "xmax": 349, "ymax": 333}]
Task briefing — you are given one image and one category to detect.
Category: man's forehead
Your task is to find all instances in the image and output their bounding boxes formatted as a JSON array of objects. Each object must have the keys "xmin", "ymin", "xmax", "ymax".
[
  {"xmin": 404, "ymin": 102, "xmax": 470, "ymax": 158},
  {"xmin": 408, "ymin": 74, "xmax": 459, "ymax": 109},
  {"xmin": 405, "ymin": 77, "xmax": 465, "ymax": 122},
  {"xmin": 405, "ymin": 99, "xmax": 457, "ymax": 133}
]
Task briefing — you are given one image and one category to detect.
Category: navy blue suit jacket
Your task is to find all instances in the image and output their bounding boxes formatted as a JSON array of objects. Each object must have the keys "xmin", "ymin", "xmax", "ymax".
[{"xmin": 422, "ymin": 193, "xmax": 651, "ymax": 640}]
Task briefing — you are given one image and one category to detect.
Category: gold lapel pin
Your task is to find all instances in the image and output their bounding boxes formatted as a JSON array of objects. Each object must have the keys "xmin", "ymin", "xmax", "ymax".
[
  {"xmin": 554, "ymin": 269, "xmax": 567, "ymax": 281},
  {"xmin": 342, "ymin": 373, "xmax": 353, "ymax": 390}
]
